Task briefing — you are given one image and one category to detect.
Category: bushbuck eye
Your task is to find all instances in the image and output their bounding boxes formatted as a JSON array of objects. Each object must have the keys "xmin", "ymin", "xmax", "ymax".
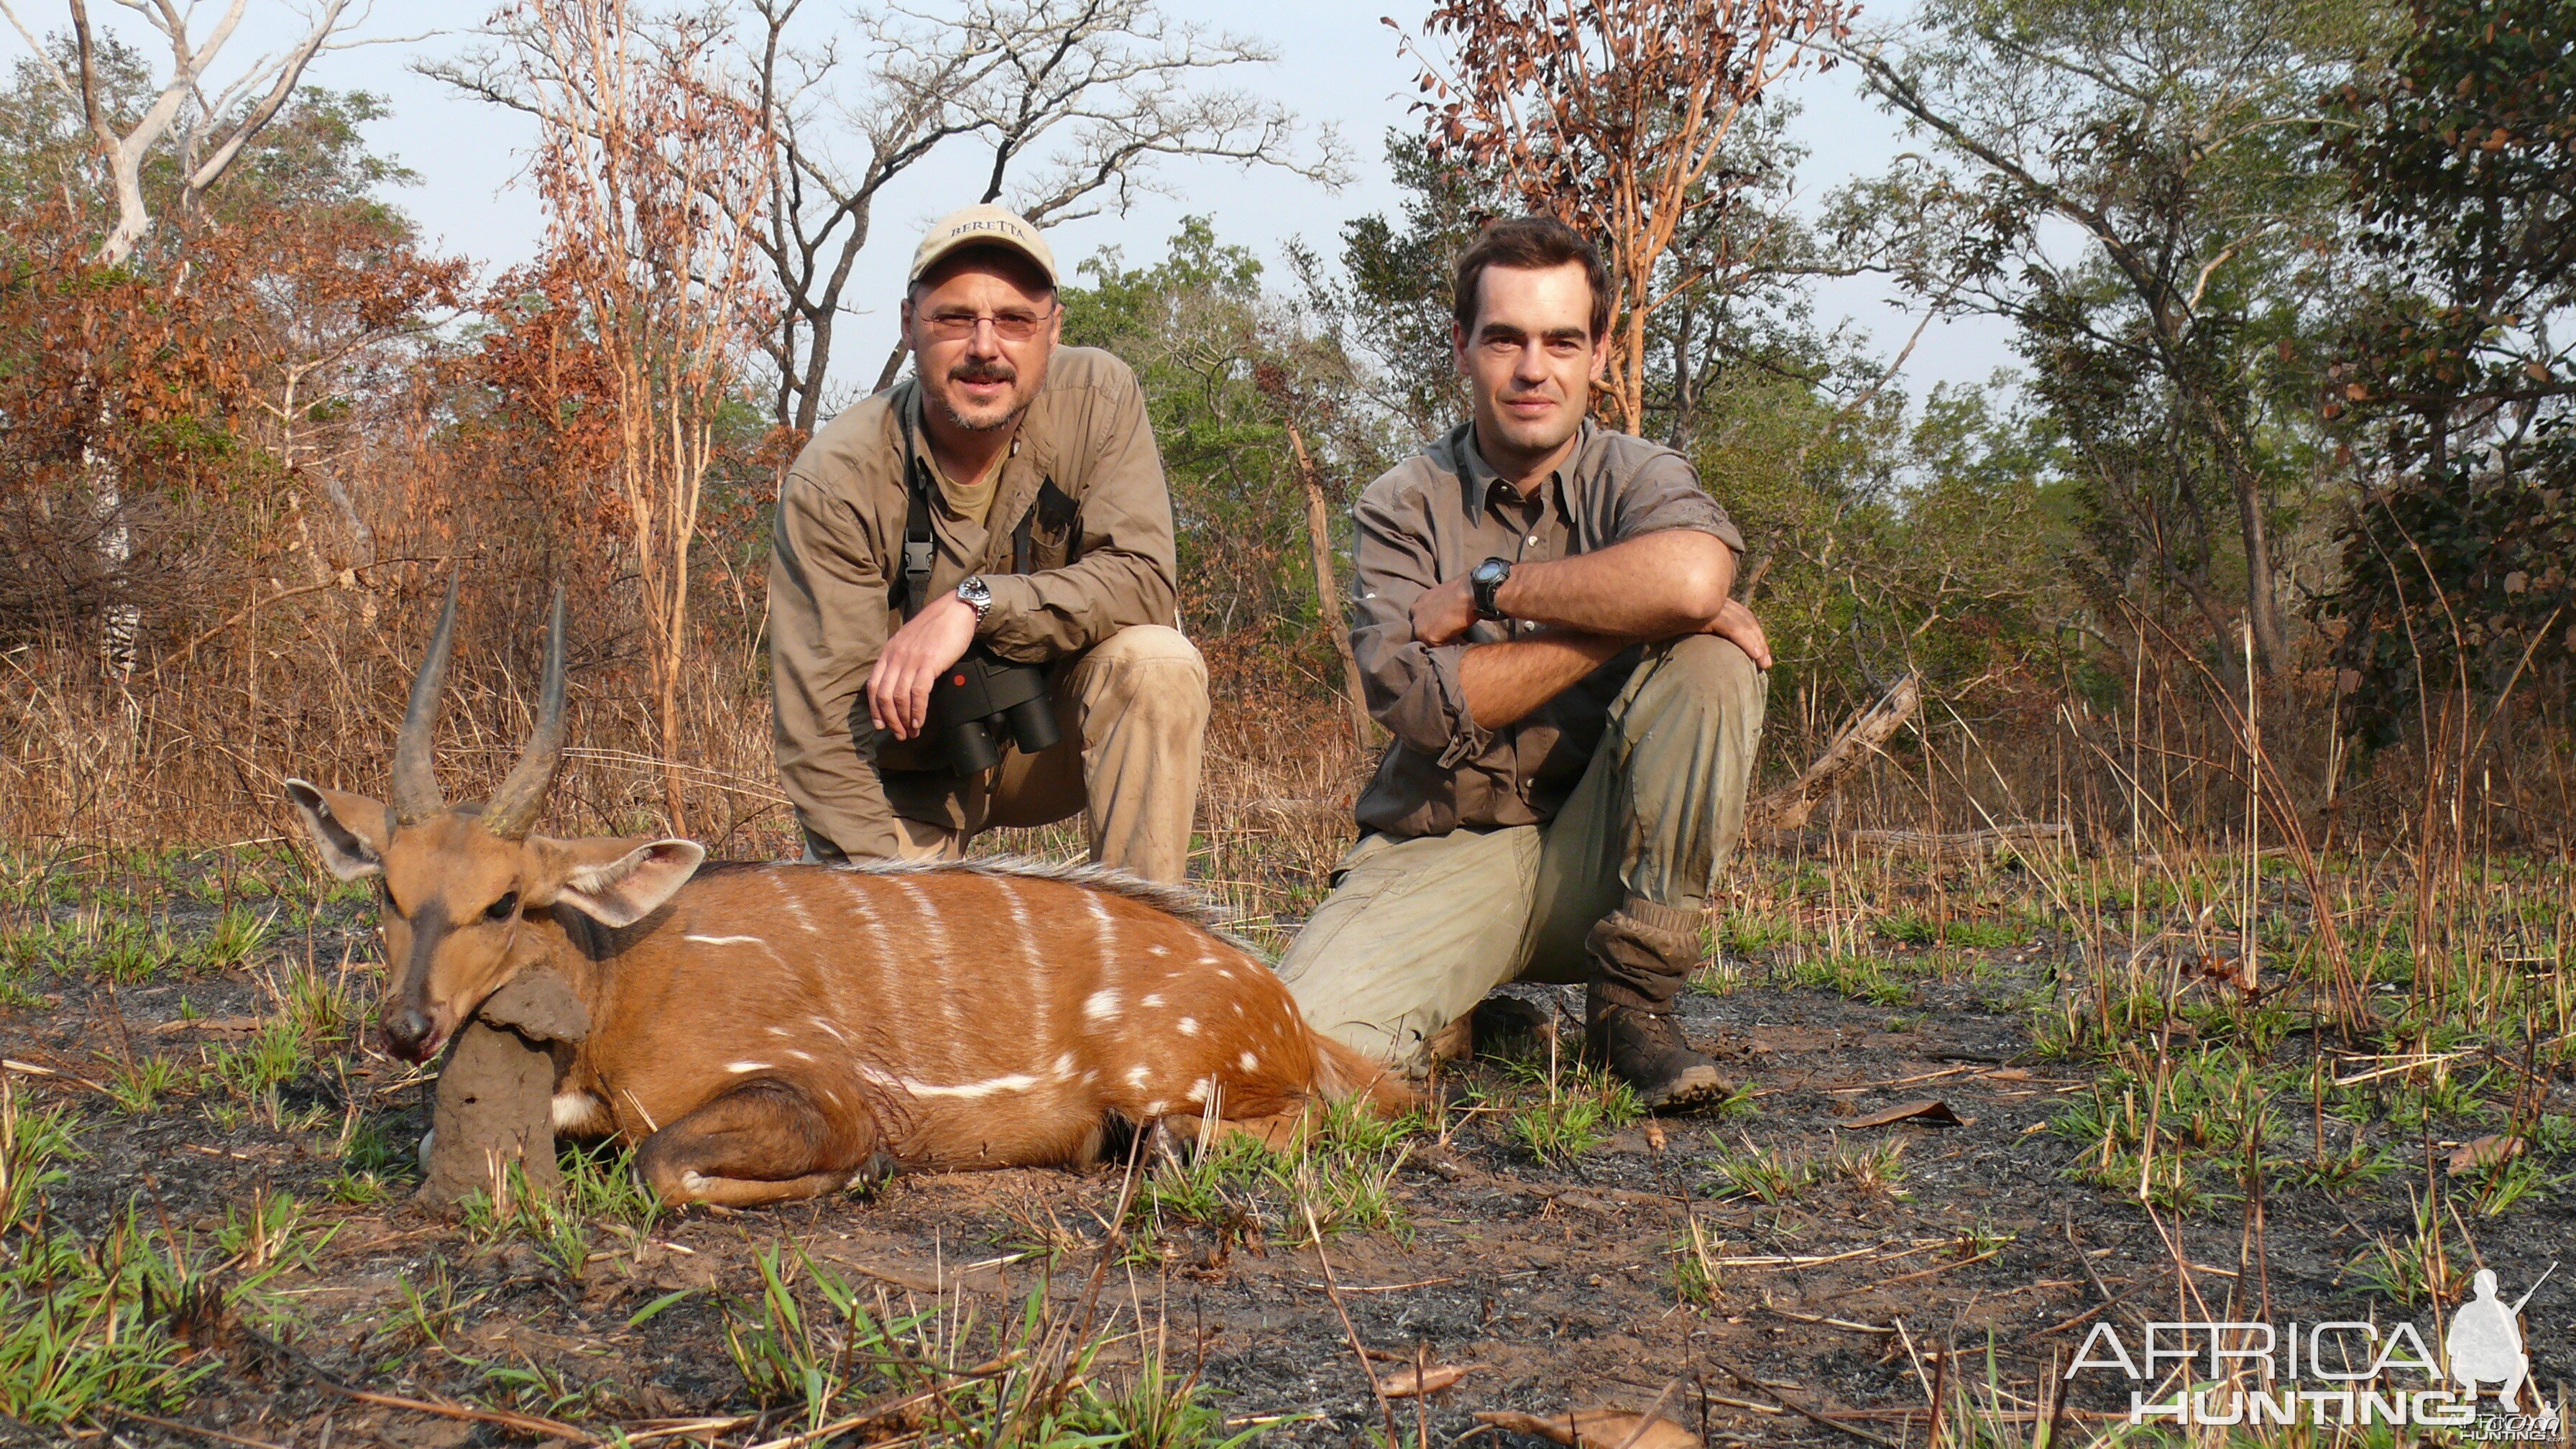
[{"xmin": 484, "ymin": 891, "xmax": 519, "ymax": 921}]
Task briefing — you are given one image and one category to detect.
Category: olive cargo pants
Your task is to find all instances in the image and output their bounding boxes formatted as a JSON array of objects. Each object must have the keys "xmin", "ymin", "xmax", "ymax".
[
  {"xmin": 1277, "ymin": 635, "xmax": 1765, "ymax": 1074},
  {"xmin": 807, "ymin": 625, "xmax": 1210, "ymax": 883}
]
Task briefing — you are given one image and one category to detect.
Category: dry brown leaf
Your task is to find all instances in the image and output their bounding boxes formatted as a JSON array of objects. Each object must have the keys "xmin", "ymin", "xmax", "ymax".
[
  {"xmin": 1380, "ymin": 1362, "xmax": 1473, "ymax": 1397},
  {"xmin": 1472, "ymin": 1409, "xmax": 1701, "ymax": 1449},
  {"xmin": 1844, "ymin": 1098, "xmax": 1962, "ymax": 1130},
  {"xmin": 1644, "ymin": 1120, "xmax": 1668, "ymax": 1153},
  {"xmin": 1986, "ymin": 1068, "xmax": 2033, "ymax": 1082},
  {"xmin": 2447, "ymin": 1135, "xmax": 2524, "ymax": 1174}
]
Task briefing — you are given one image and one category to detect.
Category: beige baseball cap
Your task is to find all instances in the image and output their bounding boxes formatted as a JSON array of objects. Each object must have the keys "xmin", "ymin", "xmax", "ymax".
[{"xmin": 908, "ymin": 203, "xmax": 1058, "ymax": 288}]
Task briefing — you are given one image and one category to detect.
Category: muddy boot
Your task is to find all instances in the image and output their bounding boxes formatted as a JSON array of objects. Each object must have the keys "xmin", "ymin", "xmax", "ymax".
[{"xmin": 1581, "ymin": 900, "xmax": 1731, "ymax": 1113}]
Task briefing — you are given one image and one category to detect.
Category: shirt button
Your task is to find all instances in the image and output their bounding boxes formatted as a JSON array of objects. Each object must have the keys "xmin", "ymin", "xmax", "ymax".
[{"xmin": 1525, "ymin": 535, "xmax": 1540, "ymax": 546}]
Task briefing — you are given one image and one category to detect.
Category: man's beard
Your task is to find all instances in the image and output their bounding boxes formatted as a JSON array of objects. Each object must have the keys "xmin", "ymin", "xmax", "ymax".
[{"xmin": 933, "ymin": 360, "xmax": 1022, "ymax": 433}]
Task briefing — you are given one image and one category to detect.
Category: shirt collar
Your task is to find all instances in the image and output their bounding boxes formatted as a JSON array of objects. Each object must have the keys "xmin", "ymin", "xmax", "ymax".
[{"xmin": 1459, "ymin": 418, "xmax": 1593, "ymax": 515}]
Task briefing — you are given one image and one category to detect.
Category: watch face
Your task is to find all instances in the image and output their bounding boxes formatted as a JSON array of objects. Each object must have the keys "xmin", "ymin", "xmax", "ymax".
[{"xmin": 1473, "ymin": 558, "xmax": 1508, "ymax": 587}]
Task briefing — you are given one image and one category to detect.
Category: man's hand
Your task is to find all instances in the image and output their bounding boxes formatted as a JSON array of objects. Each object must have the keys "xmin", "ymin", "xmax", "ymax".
[
  {"xmin": 1410, "ymin": 576, "xmax": 1480, "ymax": 647},
  {"xmin": 1701, "ymin": 598, "xmax": 1772, "ymax": 670},
  {"xmin": 867, "ymin": 593, "xmax": 980, "ymax": 739}
]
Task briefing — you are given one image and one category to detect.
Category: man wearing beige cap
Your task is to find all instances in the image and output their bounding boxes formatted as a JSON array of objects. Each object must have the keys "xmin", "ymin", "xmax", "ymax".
[{"xmin": 768, "ymin": 204, "xmax": 1208, "ymax": 880}]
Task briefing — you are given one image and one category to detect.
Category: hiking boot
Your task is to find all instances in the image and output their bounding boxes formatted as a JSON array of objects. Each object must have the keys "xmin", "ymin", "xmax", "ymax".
[
  {"xmin": 1581, "ymin": 900, "xmax": 1732, "ymax": 1113},
  {"xmin": 1583, "ymin": 997, "xmax": 1731, "ymax": 1111}
]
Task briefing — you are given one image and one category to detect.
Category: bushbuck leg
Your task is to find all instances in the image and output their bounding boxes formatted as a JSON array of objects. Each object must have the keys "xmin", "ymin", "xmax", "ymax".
[{"xmin": 631, "ymin": 1080, "xmax": 888, "ymax": 1208}]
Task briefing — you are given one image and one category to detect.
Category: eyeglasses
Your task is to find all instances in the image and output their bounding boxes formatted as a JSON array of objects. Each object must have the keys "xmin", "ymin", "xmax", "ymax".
[{"xmin": 919, "ymin": 305, "xmax": 1057, "ymax": 343}]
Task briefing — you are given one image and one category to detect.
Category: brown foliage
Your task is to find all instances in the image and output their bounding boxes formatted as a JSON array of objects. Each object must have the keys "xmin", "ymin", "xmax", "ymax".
[{"xmin": 1396, "ymin": 0, "xmax": 1856, "ymax": 433}]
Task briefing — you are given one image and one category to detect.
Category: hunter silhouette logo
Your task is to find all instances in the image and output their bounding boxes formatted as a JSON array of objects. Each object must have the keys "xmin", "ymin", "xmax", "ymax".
[{"xmin": 2447, "ymin": 1264, "xmax": 2553, "ymax": 1412}]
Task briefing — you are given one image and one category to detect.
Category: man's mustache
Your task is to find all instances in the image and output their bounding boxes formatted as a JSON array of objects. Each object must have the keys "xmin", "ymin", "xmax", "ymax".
[{"xmin": 949, "ymin": 360, "xmax": 1018, "ymax": 385}]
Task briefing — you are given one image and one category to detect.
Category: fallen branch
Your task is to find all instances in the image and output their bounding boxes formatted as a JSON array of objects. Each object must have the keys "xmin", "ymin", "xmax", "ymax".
[
  {"xmin": 1840, "ymin": 823, "xmax": 2074, "ymax": 859},
  {"xmin": 1744, "ymin": 673, "xmax": 1921, "ymax": 838}
]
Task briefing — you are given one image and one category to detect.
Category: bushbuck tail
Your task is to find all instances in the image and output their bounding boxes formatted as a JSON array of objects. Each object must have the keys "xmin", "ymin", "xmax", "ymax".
[{"xmin": 285, "ymin": 586, "xmax": 1412, "ymax": 1207}]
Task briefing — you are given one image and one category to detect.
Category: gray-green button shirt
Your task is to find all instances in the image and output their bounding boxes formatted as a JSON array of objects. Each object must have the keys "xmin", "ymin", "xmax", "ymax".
[{"xmin": 1349, "ymin": 419, "xmax": 1744, "ymax": 838}]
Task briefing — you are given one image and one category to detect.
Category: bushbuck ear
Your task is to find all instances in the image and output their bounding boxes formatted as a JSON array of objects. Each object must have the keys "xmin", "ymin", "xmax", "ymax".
[
  {"xmin": 285, "ymin": 780, "xmax": 389, "ymax": 880},
  {"xmin": 542, "ymin": 837, "xmax": 705, "ymax": 928}
]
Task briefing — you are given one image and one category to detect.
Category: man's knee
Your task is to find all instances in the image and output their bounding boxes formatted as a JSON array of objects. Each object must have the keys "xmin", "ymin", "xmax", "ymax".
[
  {"xmin": 1079, "ymin": 626, "xmax": 1210, "ymax": 727},
  {"xmin": 1644, "ymin": 634, "xmax": 1764, "ymax": 725}
]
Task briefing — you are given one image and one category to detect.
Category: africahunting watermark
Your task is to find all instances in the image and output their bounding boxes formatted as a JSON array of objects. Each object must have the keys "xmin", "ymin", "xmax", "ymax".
[{"xmin": 2065, "ymin": 1262, "xmax": 2562, "ymax": 1438}]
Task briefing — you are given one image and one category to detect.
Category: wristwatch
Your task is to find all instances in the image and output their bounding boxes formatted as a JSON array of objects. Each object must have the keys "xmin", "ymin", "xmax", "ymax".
[
  {"xmin": 955, "ymin": 575, "xmax": 993, "ymax": 627},
  {"xmin": 1470, "ymin": 556, "xmax": 1513, "ymax": 621}
]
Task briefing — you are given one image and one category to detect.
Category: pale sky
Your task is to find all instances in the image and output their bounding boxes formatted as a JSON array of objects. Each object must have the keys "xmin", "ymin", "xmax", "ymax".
[{"xmin": 15, "ymin": 0, "xmax": 2018, "ymax": 414}]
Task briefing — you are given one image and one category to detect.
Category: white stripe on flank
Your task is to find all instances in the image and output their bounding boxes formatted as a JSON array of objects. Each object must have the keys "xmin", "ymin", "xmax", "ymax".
[
  {"xmin": 1003, "ymin": 879, "xmax": 1046, "ymax": 1031},
  {"xmin": 726, "ymin": 1060, "xmax": 770, "ymax": 1074},
  {"xmin": 1084, "ymin": 890, "xmax": 1118, "ymax": 962},
  {"xmin": 895, "ymin": 1073, "xmax": 1039, "ymax": 1100},
  {"xmin": 683, "ymin": 934, "xmax": 766, "ymax": 945}
]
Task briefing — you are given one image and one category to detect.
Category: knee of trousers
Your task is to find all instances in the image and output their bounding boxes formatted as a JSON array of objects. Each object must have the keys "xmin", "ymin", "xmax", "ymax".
[
  {"xmin": 1639, "ymin": 634, "xmax": 1765, "ymax": 729},
  {"xmin": 1082, "ymin": 625, "xmax": 1211, "ymax": 729}
]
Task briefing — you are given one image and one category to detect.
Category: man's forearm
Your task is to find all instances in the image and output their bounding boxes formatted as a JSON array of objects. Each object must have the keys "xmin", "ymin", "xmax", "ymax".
[
  {"xmin": 1458, "ymin": 630, "xmax": 1632, "ymax": 731},
  {"xmin": 1492, "ymin": 530, "xmax": 1734, "ymax": 639}
]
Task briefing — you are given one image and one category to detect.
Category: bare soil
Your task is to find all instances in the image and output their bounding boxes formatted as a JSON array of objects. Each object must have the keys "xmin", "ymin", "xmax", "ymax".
[{"xmin": 3, "ymin": 850, "xmax": 2569, "ymax": 1448}]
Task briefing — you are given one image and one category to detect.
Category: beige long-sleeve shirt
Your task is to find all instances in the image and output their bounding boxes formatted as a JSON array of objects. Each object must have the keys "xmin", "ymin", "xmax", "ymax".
[{"xmin": 768, "ymin": 347, "xmax": 1179, "ymax": 855}]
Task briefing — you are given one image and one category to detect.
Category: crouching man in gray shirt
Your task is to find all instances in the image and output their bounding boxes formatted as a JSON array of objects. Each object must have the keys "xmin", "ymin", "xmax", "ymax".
[{"xmin": 1277, "ymin": 216, "xmax": 1770, "ymax": 1111}]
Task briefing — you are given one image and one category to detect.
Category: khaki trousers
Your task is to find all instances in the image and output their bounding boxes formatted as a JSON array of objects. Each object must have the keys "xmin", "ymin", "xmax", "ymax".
[
  {"xmin": 838, "ymin": 625, "xmax": 1210, "ymax": 883},
  {"xmin": 1277, "ymin": 635, "xmax": 1765, "ymax": 1072}
]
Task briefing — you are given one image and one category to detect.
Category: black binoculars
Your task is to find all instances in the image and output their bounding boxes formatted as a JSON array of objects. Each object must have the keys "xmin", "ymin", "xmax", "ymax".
[{"xmin": 925, "ymin": 651, "xmax": 1060, "ymax": 774}]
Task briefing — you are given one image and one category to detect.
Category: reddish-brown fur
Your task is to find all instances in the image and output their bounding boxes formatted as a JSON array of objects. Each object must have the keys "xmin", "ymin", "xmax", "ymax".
[
  {"xmin": 550, "ymin": 858, "xmax": 1412, "ymax": 1197},
  {"xmin": 285, "ymin": 590, "xmax": 1409, "ymax": 1208}
]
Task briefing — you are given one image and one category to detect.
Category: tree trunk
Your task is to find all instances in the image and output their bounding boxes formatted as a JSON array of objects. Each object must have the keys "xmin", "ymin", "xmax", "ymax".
[{"xmin": 1286, "ymin": 422, "xmax": 1371, "ymax": 751}]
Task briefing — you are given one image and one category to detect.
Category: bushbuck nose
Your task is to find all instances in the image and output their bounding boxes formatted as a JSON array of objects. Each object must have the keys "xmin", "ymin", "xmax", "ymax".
[{"xmin": 384, "ymin": 1007, "xmax": 434, "ymax": 1060}]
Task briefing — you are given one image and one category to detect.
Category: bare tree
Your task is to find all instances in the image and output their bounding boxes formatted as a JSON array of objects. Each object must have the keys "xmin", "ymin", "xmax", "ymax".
[
  {"xmin": 748, "ymin": 0, "xmax": 1348, "ymax": 433},
  {"xmin": 1393, "ymin": 0, "xmax": 1857, "ymax": 436},
  {"xmin": 500, "ymin": 0, "xmax": 775, "ymax": 831},
  {"xmin": 0, "ymin": 0, "xmax": 373, "ymax": 266}
]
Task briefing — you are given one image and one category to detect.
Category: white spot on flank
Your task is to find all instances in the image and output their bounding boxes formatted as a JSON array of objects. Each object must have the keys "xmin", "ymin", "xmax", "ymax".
[
  {"xmin": 1052, "ymin": 1052, "xmax": 1078, "ymax": 1077},
  {"xmin": 1238, "ymin": 1052, "xmax": 1260, "ymax": 1072},
  {"xmin": 1141, "ymin": 993, "xmax": 1164, "ymax": 1008},
  {"xmin": 684, "ymin": 934, "xmax": 765, "ymax": 946},
  {"xmin": 1190, "ymin": 1076, "xmax": 1217, "ymax": 1103},
  {"xmin": 727, "ymin": 1061, "xmax": 770, "ymax": 1074},
  {"xmin": 767, "ymin": 1025, "xmax": 789, "ymax": 1036},
  {"xmin": 1126, "ymin": 1064, "xmax": 1150, "ymax": 1087},
  {"xmin": 1149, "ymin": 944, "xmax": 1170, "ymax": 957},
  {"xmin": 1198, "ymin": 954, "xmax": 1218, "ymax": 966},
  {"xmin": 1084, "ymin": 989, "xmax": 1121, "ymax": 1021},
  {"xmin": 788, "ymin": 1049, "xmax": 813, "ymax": 1062},
  {"xmin": 1177, "ymin": 1018, "xmax": 1198, "ymax": 1036},
  {"xmin": 1144, "ymin": 1100, "xmax": 1167, "ymax": 1116}
]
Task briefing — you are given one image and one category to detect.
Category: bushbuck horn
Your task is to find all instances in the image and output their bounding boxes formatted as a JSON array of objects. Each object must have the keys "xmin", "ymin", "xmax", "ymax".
[
  {"xmin": 482, "ymin": 586, "xmax": 567, "ymax": 842},
  {"xmin": 390, "ymin": 578, "xmax": 460, "ymax": 826}
]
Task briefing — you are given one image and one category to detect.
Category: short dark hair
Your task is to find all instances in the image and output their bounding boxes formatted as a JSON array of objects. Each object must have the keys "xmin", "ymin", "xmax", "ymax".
[{"xmin": 1452, "ymin": 216, "xmax": 1610, "ymax": 341}]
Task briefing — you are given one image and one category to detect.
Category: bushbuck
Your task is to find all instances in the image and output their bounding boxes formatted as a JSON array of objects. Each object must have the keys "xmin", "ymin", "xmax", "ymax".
[{"xmin": 285, "ymin": 588, "xmax": 1410, "ymax": 1207}]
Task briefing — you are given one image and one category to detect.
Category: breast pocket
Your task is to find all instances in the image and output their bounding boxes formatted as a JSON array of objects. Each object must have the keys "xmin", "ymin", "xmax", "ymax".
[{"xmin": 1012, "ymin": 478, "xmax": 1082, "ymax": 573}]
